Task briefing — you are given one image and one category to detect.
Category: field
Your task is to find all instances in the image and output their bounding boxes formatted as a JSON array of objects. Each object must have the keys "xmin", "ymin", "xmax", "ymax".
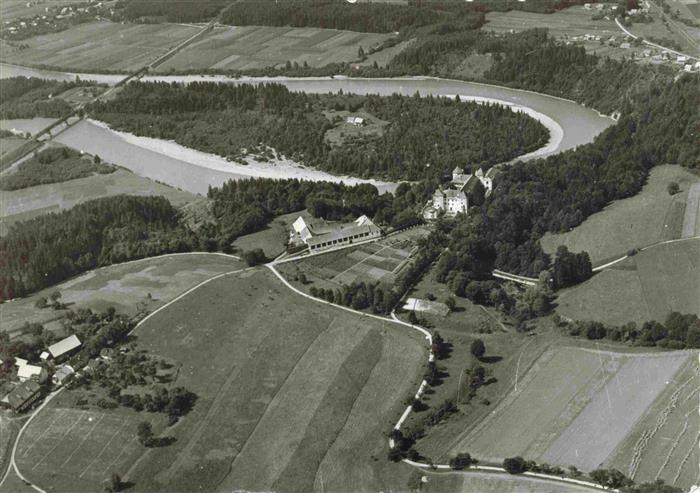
[
  {"xmin": 14, "ymin": 404, "xmax": 165, "ymax": 493},
  {"xmin": 323, "ymin": 109, "xmax": 390, "ymax": 146},
  {"xmin": 0, "ymin": 253, "xmax": 242, "ymax": 336},
  {"xmin": 482, "ymin": 5, "xmax": 655, "ymax": 60},
  {"xmin": 0, "ymin": 168, "xmax": 197, "ymax": 235},
  {"xmin": 541, "ymin": 165, "xmax": 699, "ymax": 265},
  {"xmin": 0, "ymin": 135, "xmax": 28, "ymax": 157},
  {"xmin": 422, "ymin": 470, "xmax": 599, "ymax": 493},
  {"xmin": 74, "ymin": 268, "xmax": 425, "ymax": 492},
  {"xmin": 156, "ymin": 25, "xmax": 396, "ymax": 72},
  {"xmin": 556, "ymin": 238, "xmax": 700, "ymax": 326},
  {"xmin": 607, "ymin": 355, "xmax": 699, "ymax": 488},
  {"xmin": 278, "ymin": 227, "xmax": 427, "ymax": 289},
  {"xmin": 448, "ymin": 346, "xmax": 694, "ymax": 478},
  {"xmin": 0, "ymin": 21, "xmax": 199, "ymax": 71},
  {"xmin": 231, "ymin": 210, "xmax": 307, "ymax": 259}
]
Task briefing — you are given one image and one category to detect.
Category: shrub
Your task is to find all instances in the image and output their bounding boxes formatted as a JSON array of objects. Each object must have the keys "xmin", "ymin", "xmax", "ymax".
[
  {"xmin": 667, "ymin": 181, "xmax": 680, "ymax": 195},
  {"xmin": 503, "ymin": 456, "xmax": 527, "ymax": 474},
  {"xmin": 241, "ymin": 248, "xmax": 267, "ymax": 266},
  {"xmin": 449, "ymin": 452, "xmax": 474, "ymax": 470}
]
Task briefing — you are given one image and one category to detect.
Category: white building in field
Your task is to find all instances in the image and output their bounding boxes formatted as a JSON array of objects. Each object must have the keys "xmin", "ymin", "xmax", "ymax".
[{"xmin": 290, "ymin": 215, "xmax": 382, "ymax": 252}]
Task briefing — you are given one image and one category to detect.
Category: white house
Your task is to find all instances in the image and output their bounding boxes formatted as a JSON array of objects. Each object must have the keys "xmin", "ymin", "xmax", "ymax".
[
  {"xmin": 345, "ymin": 116, "xmax": 365, "ymax": 126},
  {"xmin": 432, "ymin": 188, "xmax": 468, "ymax": 216},
  {"xmin": 48, "ymin": 334, "xmax": 81, "ymax": 359},
  {"xmin": 52, "ymin": 365, "xmax": 74, "ymax": 386}
]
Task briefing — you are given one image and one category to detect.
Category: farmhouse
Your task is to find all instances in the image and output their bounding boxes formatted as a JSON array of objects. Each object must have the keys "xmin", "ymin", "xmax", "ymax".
[
  {"xmin": 48, "ymin": 334, "xmax": 81, "ymax": 360},
  {"xmin": 345, "ymin": 116, "xmax": 365, "ymax": 126},
  {"xmin": 1, "ymin": 380, "xmax": 42, "ymax": 413},
  {"xmin": 290, "ymin": 215, "xmax": 382, "ymax": 252},
  {"xmin": 52, "ymin": 364, "xmax": 74, "ymax": 385}
]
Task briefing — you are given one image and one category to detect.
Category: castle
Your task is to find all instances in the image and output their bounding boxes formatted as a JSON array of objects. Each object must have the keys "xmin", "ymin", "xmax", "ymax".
[{"xmin": 423, "ymin": 166, "xmax": 493, "ymax": 220}]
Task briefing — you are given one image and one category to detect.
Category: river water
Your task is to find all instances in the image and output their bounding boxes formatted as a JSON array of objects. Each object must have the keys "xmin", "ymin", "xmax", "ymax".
[{"xmin": 0, "ymin": 63, "xmax": 615, "ymax": 195}]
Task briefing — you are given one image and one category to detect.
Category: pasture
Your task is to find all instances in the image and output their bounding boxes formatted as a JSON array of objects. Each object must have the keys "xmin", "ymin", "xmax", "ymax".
[
  {"xmin": 449, "ymin": 346, "xmax": 693, "ymax": 474},
  {"xmin": 157, "ymin": 25, "xmax": 396, "ymax": 72},
  {"xmin": 278, "ymin": 226, "xmax": 426, "ymax": 289},
  {"xmin": 607, "ymin": 355, "xmax": 699, "ymax": 490},
  {"xmin": 0, "ymin": 253, "xmax": 242, "ymax": 336},
  {"xmin": 15, "ymin": 405, "xmax": 164, "ymax": 493},
  {"xmin": 541, "ymin": 165, "xmax": 699, "ymax": 264},
  {"xmin": 117, "ymin": 268, "xmax": 425, "ymax": 492},
  {"xmin": 422, "ymin": 471, "xmax": 599, "ymax": 493},
  {"xmin": 0, "ymin": 22, "xmax": 199, "ymax": 71},
  {"xmin": 556, "ymin": 238, "xmax": 700, "ymax": 326},
  {"xmin": 0, "ymin": 168, "xmax": 197, "ymax": 235},
  {"xmin": 231, "ymin": 210, "xmax": 307, "ymax": 259}
]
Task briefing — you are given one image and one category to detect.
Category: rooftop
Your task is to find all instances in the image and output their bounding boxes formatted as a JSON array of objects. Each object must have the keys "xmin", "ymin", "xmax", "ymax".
[{"xmin": 48, "ymin": 334, "xmax": 81, "ymax": 358}]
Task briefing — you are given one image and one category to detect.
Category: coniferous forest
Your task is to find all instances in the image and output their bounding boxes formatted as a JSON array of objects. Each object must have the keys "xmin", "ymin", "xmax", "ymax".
[{"xmin": 89, "ymin": 82, "xmax": 548, "ymax": 180}]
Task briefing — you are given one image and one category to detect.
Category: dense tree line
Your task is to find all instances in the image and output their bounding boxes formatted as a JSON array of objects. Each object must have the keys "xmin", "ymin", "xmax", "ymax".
[
  {"xmin": 309, "ymin": 282, "xmax": 400, "ymax": 314},
  {"xmin": 220, "ymin": 0, "xmax": 485, "ymax": 33},
  {"xmin": 0, "ymin": 195, "xmax": 197, "ymax": 300},
  {"xmin": 89, "ymin": 81, "xmax": 547, "ymax": 181},
  {"xmin": 117, "ymin": 0, "xmax": 230, "ymax": 23},
  {"xmin": 0, "ymin": 77, "xmax": 89, "ymax": 119},
  {"xmin": 564, "ymin": 311, "xmax": 700, "ymax": 349},
  {"xmin": 0, "ymin": 147, "xmax": 114, "ymax": 190}
]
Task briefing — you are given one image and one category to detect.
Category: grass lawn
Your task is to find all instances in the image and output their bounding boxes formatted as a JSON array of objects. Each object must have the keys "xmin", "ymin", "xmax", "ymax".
[
  {"xmin": 15, "ymin": 403, "xmax": 166, "ymax": 493},
  {"xmin": 0, "ymin": 21, "xmax": 199, "ymax": 71},
  {"xmin": 323, "ymin": 109, "xmax": 390, "ymax": 146},
  {"xmin": 0, "ymin": 253, "xmax": 242, "ymax": 337},
  {"xmin": 0, "ymin": 135, "xmax": 28, "ymax": 156},
  {"xmin": 231, "ymin": 210, "xmax": 306, "ymax": 259},
  {"xmin": 606, "ymin": 355, "xmax": 699, "ymax": 490},
  {"xmin": 556, "ymin": 238, "xmax": 700, "ymax": 326},
  {"xmin": 451, "ymin": 345, "xmax": 691, "ymax": 472},
  {"xmin": 156, "ymin": 25, "xmax": 396, "ymax": 72},
  {"xmin": 0, "ymin": 168, "xmax": 197, "ymax": 235},
  {"xmin": 113, "ymin": 268, "xmax": 426, "ymax": 492},
  {"xmin": 541, "ymin": 165, "xmax": 699, "ymax": 265},
  {"xmin": 0, "ymin": 468, "xmax": 37, "ymax": 493}
]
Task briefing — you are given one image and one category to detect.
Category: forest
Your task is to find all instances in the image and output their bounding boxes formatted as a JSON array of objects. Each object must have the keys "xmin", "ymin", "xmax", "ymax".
[
  {"xmin": 0, "ymin": 195, "xmax": 197, "ymax": 300},
  {"xmin": 88, "ymin": 81, "xmax": 548, "ymax": 181},
  {"xmin": 0, "ymin": 77, "xmax": 88, "ymax": 119},
  {"xmin": 0, "ymin": 146, "xmax": 114, "ymax": 190}
]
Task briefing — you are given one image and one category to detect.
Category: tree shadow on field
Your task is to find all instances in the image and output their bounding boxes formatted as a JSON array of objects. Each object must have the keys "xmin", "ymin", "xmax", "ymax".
[{"xmin": 480, "ymin": 355, "xmax": 502, "ymax": 364}]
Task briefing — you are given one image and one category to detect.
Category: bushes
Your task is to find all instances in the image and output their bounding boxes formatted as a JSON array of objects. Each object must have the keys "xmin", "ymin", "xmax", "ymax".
[
  {"xmin": 241, "ymin": 249, "xmax": 267, "ymax": 266},
  {"xmin": 503, "ymin": 456, "xmax": 527, "ymax": 474}
]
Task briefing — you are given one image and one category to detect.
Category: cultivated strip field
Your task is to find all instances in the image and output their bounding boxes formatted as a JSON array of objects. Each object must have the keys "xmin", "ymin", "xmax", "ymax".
[
  {"xmin": 0, "ymin": 168, "xmax": 197, "ymax": 235},
  {"xmin": 0, "ymin": 22, "xmax": 199, "ymax": 71},
  {"xmin": 423, "ymin": 471, "xmax": 600, "ymax": 493},
  {"xmin": 114, "ymin": 269, "xmax": 425, "ymax": 492},
  {"xmin": 556, "ymin": 238, "xmax": 700, "ymax": 325},
  {"xmin": 607, "ymin": 355, "xmax": 700, "ymax": 490},
  {"xmin": 449, "ymin": 346, "xmax": 694, "ymax": 474},
  {"xmin": 157, "ymin": 25, "xmax": 395, "ymax": 72},
  {"xmin": 541, "ymin": 165, "xmax": 699, "ymax": 264},
  {"xmin": 0, "ymin": 253, "xmax": 243, "ymax": 335}
]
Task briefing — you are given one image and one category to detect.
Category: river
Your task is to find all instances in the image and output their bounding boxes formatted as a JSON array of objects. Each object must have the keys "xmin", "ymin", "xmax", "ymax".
[{"xmin": 0, "ymin": 63, "xmax": 615, "ymax": 195}]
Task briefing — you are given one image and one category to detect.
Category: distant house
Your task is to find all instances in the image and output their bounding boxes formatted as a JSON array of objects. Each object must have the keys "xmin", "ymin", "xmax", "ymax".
[
  {"xmin": 39, "ymin": 351, "xmax": 50, "ymax": 361},
  {"xmin": 676, "ymin": 55, "xmax": 688, "ymax": 65},
  {"xmin": 620, "ymin": 42, "xmax": 631, "ymax": 49},
  {"xmin": 345, "ymin": 116, "xmax": 365, "ymax": 126},
  {"xmin": 1, "ymin": 381, "xmax": 42, "ymax": 413},
  {"xmin": 290, "ymin": 215, "xmax": 382, "ymax": 252},
  {"xmin": 48, "ymin": 334, "xmax": 81, "ymax": 360},
  {"xmin": 52, "ymin": 365, "xmax": 74, "ymax": 386}
]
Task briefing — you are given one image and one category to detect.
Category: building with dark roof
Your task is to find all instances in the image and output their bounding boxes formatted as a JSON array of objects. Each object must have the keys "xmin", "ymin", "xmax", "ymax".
[
  {"xmin": 1, "ymin": 380, "xmax": 42, "ymax": 413},
  {"xmin": 290, "ymin": 215, "xmax": 382, "ymax": 252}
]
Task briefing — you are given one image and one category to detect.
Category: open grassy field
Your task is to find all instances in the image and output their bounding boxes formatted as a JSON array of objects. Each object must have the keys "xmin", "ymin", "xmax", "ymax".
[
  {"xmin": 556, "ymin": 238, "xmax": 700, "ymax": 326},
  {"xmin": 541, "ymin": 165, "xmax": 699, "ymax": 265},
  {"xmin": 156, "ymin": 25, "xmax": 396, "ymax": 72},
  {"xmin": 607, "ymin": 355, "xmax": 699, "ymax": 489},
  {"xmin": 14, "ymin": 404, "xmax": 165, "ymax": 493},
  {"xmin": 0, "ymin": 135, "xmax": 28, "ymax": 156},
  {"xmin": 89, "ymin": 268, "xmax": 425, "ymax": 492},
  {"xmin": 422, "ymin": 470, "xmax": 600, "ymax": 493},
  {"xmin": 278, "ymin": 226, "xmax": 427, "ymax": 290},
  {"xmin": 231, "ymin": 210, "xmax": 306, "ymax": 259},
  {"xmin": 0, "ymin": 168, "xmax": 197, "ymax": 235},
  {"xmin": 0, "ymin": 253, "xmax": 242, "ymax": 336},
  {"xmin": 449, "ymin": 346, "xmax": 693, "ymax": 474},
  {"xmin": 482, "ymin": 5, "xmax": 649, "ymax": 59},
  {"xmin": 323, "ymin": 109, "xmax": 390, "ymax": 146},
  {"xmin": 0, "ymin": 21, "xmax": 199, "ymax": 71}
]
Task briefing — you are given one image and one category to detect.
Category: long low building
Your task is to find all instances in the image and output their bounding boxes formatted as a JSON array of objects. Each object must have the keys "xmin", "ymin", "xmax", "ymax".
[{"xmin": 290, "ymin": 215, "xmax": 382, "ymax": 252}]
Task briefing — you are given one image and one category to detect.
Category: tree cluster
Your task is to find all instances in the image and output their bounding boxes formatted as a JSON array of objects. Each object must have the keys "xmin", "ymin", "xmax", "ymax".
[
  {"xmin": 0, "ymin": 76, "xmax": 90, "ymax": 119},
  {"xmin": 309, "ymin": 281, "xmax": 400, "ymax": 315}
]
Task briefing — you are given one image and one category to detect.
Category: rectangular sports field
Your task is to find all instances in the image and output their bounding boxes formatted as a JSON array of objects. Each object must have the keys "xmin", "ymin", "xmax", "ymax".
[
  {"xmin": 157, "ymin": 25, "xmax": 396, "ymax": 72},
  {"xmin": 556, "ymin": 238, "xmax": 700, "ymax": 326},
  {"xmin": 0, "ymin": 21, "xmax": 199, "ymax": 71},
  {"xmin": 449, "ymin": 346, "xmax": 693, "ymax": 474}
]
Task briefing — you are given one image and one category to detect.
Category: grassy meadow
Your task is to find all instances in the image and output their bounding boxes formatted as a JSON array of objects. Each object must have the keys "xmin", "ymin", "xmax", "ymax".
[
  {"xmin": 156, "ymin": 25, "xmax": 396, "ymax": 72},
  {"xmin": 556, "ymin": 238, "xmax": 700, "ymax": 326},
  {"xmin": 0, "ymin": 253, "xmax": 242, "ymax": 337},
  {"xmin": 0, "ymin": 21, "xmax": 199, "ymax": 71},
  {"xmin": 107, "ymin": 268, "xmax": 425, "ymax": 492},
  {"xmin": 541, "ymin": 165, "xmax": 699, "ymax": 264},
  {"xmin": 422, "ymin": 471, "xmax": 600, "ymax": 493}
]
